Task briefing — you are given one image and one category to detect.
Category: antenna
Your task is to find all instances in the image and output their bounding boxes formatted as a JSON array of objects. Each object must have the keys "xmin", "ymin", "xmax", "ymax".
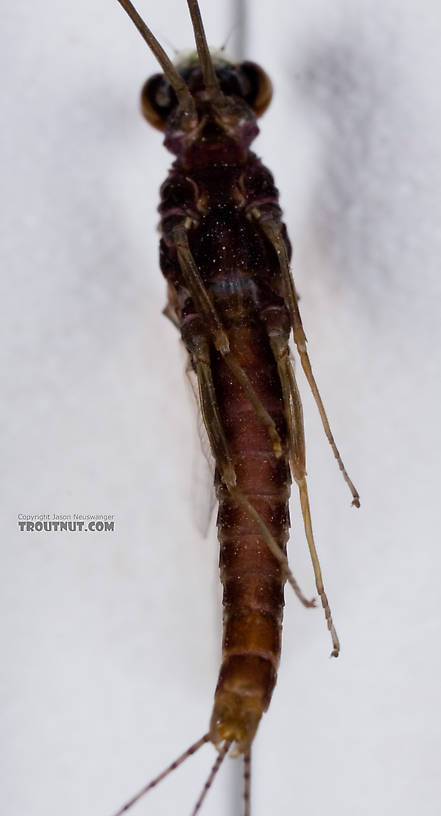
[
  {"xmin": 187, "ymin": 0, "xmax": 220, "ymax": 93},
  {"xmin": 115, "ymin": 0, "xmax": 195, "ymax": 115}
]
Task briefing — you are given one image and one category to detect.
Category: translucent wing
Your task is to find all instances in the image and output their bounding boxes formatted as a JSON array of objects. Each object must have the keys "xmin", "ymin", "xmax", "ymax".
[
  {"xmin": 163, "ymin": 294, "xmax": 217, "ymax": 537},
  {"xmin": 185, "ymin": 359, "xmax": 217, "ymax": 538}
]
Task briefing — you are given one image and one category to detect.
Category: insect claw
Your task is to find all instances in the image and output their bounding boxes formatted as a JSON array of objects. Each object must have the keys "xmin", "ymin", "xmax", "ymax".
[
  {"xmin": 351, "ymin": 495, "xmax": 361, "ymax": 508},
  {"xmin": 224, "ymin": 464, "xmax": 237, "ymax": 488},
  {"xmin": 272, "ymin": 436, "xmax": 282, "ymax": 459},
  {"xmin": 330, "ymin": 649, "xmax": 340, "ymax": 659},
  {"xmin": 215, "ymin": 331, "xmax": 230, "ymax": 355}
]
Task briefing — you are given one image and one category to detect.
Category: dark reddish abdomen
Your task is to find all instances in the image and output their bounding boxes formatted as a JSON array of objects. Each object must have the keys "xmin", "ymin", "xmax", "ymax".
[{"xmin": 210, "ymin": 319, "xmax": 291, "ymax": 751}]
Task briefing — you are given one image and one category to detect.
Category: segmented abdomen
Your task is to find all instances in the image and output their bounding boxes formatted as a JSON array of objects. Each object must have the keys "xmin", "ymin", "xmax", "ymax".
[{"xmin": 210, "ymin": 319, "xmax": 291, "ymax": 752}]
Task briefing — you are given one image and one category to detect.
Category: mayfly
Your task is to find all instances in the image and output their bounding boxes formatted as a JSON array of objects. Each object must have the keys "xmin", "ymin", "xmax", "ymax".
[{"xmin": 112, "ymin": 1, "xmax": 359, "ymax": 813}]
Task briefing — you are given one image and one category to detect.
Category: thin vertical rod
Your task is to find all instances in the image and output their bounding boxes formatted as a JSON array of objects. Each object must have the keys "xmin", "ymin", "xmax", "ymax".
[{"xmin": 187, "ymin": 0, "xmax": 220, "ymax": 92}]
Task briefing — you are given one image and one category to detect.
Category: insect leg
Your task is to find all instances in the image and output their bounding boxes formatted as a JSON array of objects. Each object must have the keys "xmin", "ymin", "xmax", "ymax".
[
  {"xmin": 170, "ymin": 223, "xmax": 282, "ymax": 457},
  {"xmin": 262, "ymin": 308, "xmax": 340, "ymax": 657},
  {"xmin": 251, "ymin": 208, "xmax": 360, "ymax": 508},
  {"xmin": 188, "ymin": 334, "xmax": 314, "ymax": 609},
  {"xmin": 230, "ymin": 489, "xmax": 315, "ymax": 608},
  {"xmin": 222, "ymin": 352, "xmax": 282, "ymax": 457},
  {"xmin": 192, "ymin": 336, "xmax": 237, "ymax": 490},
  {"xmin": 172, "ymin": 223, "xmax": 230, "ymax": 354}
]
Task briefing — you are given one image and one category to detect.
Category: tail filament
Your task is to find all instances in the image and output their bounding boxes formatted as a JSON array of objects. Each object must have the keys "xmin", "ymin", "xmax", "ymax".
[
  {"xmin": 111, "ymin": 733, "xmax": 210, "ymax": 816},
  {"xmin": 190, "ymin": 741, "xmax": 231, "ymax": 816}
]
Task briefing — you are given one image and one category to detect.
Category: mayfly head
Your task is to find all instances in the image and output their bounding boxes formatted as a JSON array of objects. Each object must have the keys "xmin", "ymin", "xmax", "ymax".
[
  {"xmin": 116, "ymin": 0, "xmax": 272, "ymax": 161},
  {"xmin": 142, "ymin": 53, "xmax": 273, "ymax": 162},
  {"xmin": 141, "ymin": 51, "xmax": 273, "ymax": 130}
]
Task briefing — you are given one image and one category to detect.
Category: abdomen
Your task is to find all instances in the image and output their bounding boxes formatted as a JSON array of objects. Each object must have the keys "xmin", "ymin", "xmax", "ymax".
[{"xmin": 209, "ymin": 319, "xmax": 291, "ymax": 753}]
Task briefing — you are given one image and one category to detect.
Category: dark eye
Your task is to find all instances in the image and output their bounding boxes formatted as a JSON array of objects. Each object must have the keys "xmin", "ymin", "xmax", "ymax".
[
  {"xmin": 238, "ymin": 61, "xmax": 273, "ymax": 117},
  {"xmin": 140, "ymin": 74, "xmax": 177, "ymax": 130}
]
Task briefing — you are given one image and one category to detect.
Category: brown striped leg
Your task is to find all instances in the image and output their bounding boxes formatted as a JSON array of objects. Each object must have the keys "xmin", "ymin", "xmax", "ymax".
[
  {"xmin": 191, "ymin": 338, "xmax": 314, "ymax": 609},
  {"xmin": 252, "ymin": 209, "xmax": 360, "ymax": 508},
  {"xmin": 171, "ymin": 223, "xmax": 282, "ymax": 457},
  {"xmin": 266, "ymin": 326, "xmax": 340, "ymax": 657}
]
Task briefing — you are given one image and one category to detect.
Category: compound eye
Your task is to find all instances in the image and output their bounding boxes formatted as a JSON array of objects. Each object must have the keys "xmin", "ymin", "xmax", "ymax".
[
  {"xmin": 140, "ymin": 74, "xmax": 177, "ymax": 130},
  {"xmin": 238, "ymin": 61, "xmax": 273, "ymax": 118}
]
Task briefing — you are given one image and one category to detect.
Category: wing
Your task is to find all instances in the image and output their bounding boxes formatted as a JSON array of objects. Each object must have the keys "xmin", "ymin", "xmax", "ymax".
[{"xmin": 185, "ymin": 360, "xmax": 217, "ymax": 538}]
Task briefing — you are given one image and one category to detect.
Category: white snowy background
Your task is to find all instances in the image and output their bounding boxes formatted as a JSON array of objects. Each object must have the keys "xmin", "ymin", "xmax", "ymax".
[{"xmin": 1, "ymin": 1, "xmax": 440, "ymax": 815}]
